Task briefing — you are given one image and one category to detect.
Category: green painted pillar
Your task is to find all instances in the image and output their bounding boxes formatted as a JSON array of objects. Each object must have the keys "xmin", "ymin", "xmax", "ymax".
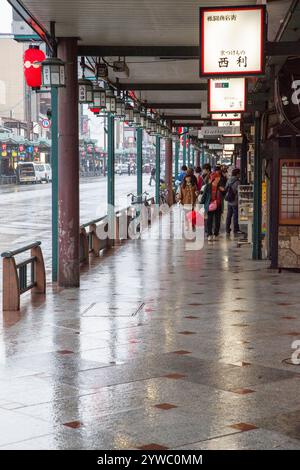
[
  {"xmin": 175, "ymin": 141, "xmax": 179, "ymax": 180},
  {"xmin": 201, "ymin": 142, "xmax": 205, "ymax": 167},
  {"xmin": 183, "ymin": 130, "xmax": 187, "ymax": 166},
  {"xmin": 107, "ymin": 114, "xmax": 115, "ymax": 224},
  {"xmin": 136, "ymin": 127, "xmax": 143, "ymax": 201},
  {"xmin": 252, "ymin": 112, "xmax": 262, "ymax": 260},
  {"xmin": 51, "ymin": 87, "xmax": 58, "ymax": 282},
  {"xmin": 155, "ymin": 135, "xmax": 161, "ymax": 204},
  {"xmin": 192, "ymin": 147, "xmax": 195, "ymax": 168},
  {"xmin": 187, "ymin": 139, "xmax": 191, "ymax": 167}
]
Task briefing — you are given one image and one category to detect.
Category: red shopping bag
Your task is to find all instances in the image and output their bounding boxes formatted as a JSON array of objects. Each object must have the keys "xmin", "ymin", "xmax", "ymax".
[{"xmin": 186, "ymin": 210, "xmax": 204, "ymax": 227}]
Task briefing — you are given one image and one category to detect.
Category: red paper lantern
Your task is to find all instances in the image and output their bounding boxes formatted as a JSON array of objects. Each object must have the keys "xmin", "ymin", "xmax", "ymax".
[
  {"xmin": 24, "ymin": 46, "xmax": 46, "ymax": 89},
  {"xmin": 1, "ymin": 143, "xmax": 6, "ymax": 151},
  {"xmin": 89, "ymin": 107, "xmax": 101, "ymax": 115}
]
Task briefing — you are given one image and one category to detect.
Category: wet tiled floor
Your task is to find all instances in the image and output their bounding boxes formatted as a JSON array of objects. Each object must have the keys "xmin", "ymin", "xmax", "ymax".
[{"xmin": 0, "ymin": 228, "xmax": 300, "ymax": 449}]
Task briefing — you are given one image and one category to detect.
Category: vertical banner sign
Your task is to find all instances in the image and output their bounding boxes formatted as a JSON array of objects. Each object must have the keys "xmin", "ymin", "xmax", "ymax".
[
  {"xmin": 208, "ymin": 77, "xmax": 246, "ymax": 113},
  {"xmin": 200, "ymin": 5, "xmax": 266, "ymax": 77}
]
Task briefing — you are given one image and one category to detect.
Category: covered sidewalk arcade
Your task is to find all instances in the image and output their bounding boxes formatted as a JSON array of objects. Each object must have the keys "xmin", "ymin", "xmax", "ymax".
[{"xmin": 1, "ymin": 0, "xmax": 300, "ymax": 451}]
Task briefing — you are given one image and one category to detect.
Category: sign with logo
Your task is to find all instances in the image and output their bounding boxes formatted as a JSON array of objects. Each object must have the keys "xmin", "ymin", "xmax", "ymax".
[
  {"xmin": 208, "ymin": 78, "xmax": 246, "ymax": 113},
  {"xmin": 201, "ymin": 126, "xmax": 241, "ymax": 137},
  {"xmin": 41, "ymin": 118, "xmax": 51, "ymax": 129},
  {"xmin": 200, "ymin": 5, "xmax": 266, "ymax": 77},
  {"xmin": 275, "ymin": 57, "xmax": 300, "ymax": 133},
  {"xmin": 211, "ymin": 113, "xmax": 241, "ymax": 121},
  {"xmin": 218, "ymin": 121, "xmax": 240, "ymax": 128},
  {"xmin": 208, "ymin": 143, "xmax": 223, "ymax": 150},
  {"xmin": 224, "ymin": 144, "xmax": 235, "ymax": 151}
]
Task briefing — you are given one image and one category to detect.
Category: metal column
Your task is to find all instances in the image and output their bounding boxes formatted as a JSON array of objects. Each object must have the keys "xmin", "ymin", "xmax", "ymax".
[
  {"xmin": 136, "ymin": 127, "xmax": 143, "ymax": 200},
  {"xmin": 165, "ymin": 131, "xmax": 173, "ymax": 206},
  {"xmin": 195, "ymin": 149, "xmax": 200, "ymax": 168},
  {"xmin": 187, "ymin": 138, "xmax": 191, "ymax": 167},
  {"xmin": 183, "ymin": 130, "xmax": 187, "ymax": 166},
  {"xmin": 252, "ymin": 112, "xmax": 262, "ymax": 260},
  {"xmin": 241, "ymin": 133, "xmax": 248, "ymax": 185},
  {"xmin": 174, "ymin": 140, "xmax": 179, "ymax": 180},
  {"xmin": 155, "ymin": 135, "xmax": 161, "ymax": 204},
  {"xmin": 57, "ymin": 38, "xmax": 79, "ymax": 288},
  {"xmin": 192, "ymin": 147, "xmax": 195, "ymax": 168},
  {"xmin": 107, "ymin": 114, "xmax": 115, "ymax": 208},
  {"xmin": 201, "ymin": 142, "xmax": 205, "ymax": 167},
  {"xmin": 51, "ymin": 86, "xmax": 58, "ymax": 282}
]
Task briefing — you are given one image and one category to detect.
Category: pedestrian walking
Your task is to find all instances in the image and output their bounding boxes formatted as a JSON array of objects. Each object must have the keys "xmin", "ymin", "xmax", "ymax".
[{"xmin": 225, "ymin": 168, "xmax": 243, "ymax": 235}]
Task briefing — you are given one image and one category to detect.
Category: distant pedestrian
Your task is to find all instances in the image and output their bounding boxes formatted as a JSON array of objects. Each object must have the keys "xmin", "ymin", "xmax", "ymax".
[
  {"xmin": 149, "ymin": 167, "xmax": 156, "ymax": 186},
  {"xmin": 225, "ymin": 168, "xmax": 243, "ymax": 235}
]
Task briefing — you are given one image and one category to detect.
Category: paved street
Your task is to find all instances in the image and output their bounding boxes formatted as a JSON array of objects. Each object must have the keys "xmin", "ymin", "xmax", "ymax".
[{"xmin": 0, "ymin": 175, "xmax": 154, "ymax": 289}]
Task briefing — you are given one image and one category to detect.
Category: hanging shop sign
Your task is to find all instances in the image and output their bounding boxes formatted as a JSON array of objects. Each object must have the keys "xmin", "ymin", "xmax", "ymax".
[
  {"xmin": 200, "ymin": 5, "xmax": 266, "ymax": 77},
  {"xmin": 208, "ymin": 143, "xmax": 223, "ymax": 150},
  {"xmin": 218, "ymin": 120, "xmax": 240, "ymax": 128},
  {"xmin": 200, "ymin": 126, "xmax": 240, "ymax": 137},
  {"xmin": 211, "ymin": 113, "xmax": 241, "ymax": 121},
  {"xmin": 208, "ymin": 78, "xmax": 246, "ymax": 113},
  {"xmin": 224, "ymin": 143, "xmax": 235, "ymax": 151},
  {"xmin": 275, "ymin": 57, "xmax": 300, "ymax": 134},
  {"xmin": 23, "ymin": 46, "xmax": 46, "ymax": 89}
]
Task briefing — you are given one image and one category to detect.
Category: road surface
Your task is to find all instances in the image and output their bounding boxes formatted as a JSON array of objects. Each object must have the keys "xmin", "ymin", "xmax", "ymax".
[{"xmin": 0, "ymin": 175, "xmax": 154, "ymax": 289}]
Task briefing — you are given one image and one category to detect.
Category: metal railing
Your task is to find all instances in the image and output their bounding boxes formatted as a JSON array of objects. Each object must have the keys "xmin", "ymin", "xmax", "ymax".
[
  {"xmin": 1, "ymin": 241, "xmax": 46, "ymax": 311},
  {"xmin": 79, "ymin": 198, "xmax": 156, "ymax": 264},
  {"xmin": 0, "ymin": 175, "xmax": 17, "ymax": 185}
]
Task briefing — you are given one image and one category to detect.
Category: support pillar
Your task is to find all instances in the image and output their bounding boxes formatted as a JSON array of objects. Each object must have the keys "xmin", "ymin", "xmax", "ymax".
[
  {"xmin": 155, "ymin": 135, "xmax": 161, "ymax": 204},
  {"xmin": 252, "ymin": 112, "xmax": 262, "ymax": 260},
  {"xmin": 51, "ymin": 86, "xmax": 58, "ymax": 282},
  {"xmin": 58, "ymin": 37, "xmax": 79, "ymax": 288},
  {"xmin": 174, "ymin": 141, "xmax": 179, "ymax": 180},
  {"xmin": 107, "ymin": 114, "xmax": 115, "ymax": 208},
  {"xmin": 241, "ymin": 133, "xmax": 248, "ymax": 184},
  {"xmin": 201, "ymin": 142, "xmax": 205, "ymax": 167},
  {"xmin": 183, "ymin": 130, "xmax": 187, "ymax": 166},
  {"xmin": 165, "ymin": 126, "xmax": 173, "ymax": 206},
  {"xmin": 192, "ymin": 147, "xmax": 195, "ymax": 168},
  {"xmin": 136, "ymin": 127, "xmax": 143, "ymax": 200},
  {"xmin": 187, "ymin": 138, "xmax": 191, "ymax": 167},
  {"xmin": 195, "ymin": 149, "xmax": 200, "ymax": 168}
]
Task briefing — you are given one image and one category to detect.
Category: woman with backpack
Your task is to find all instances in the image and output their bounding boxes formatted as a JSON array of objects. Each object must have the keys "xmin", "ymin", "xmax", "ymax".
[
  {"xmin": 200, "ymin": 168, "xmax": 225, "ymax": 241},
  {"xmin": 225, "ymin": 168, "xmax": 243, "ymax": 235}
]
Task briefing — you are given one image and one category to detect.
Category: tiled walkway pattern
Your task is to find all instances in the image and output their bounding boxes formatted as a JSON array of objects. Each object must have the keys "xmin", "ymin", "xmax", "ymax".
[{"xmin": 0, "ymin": 228, "xmax": 300, "ymax": 449}]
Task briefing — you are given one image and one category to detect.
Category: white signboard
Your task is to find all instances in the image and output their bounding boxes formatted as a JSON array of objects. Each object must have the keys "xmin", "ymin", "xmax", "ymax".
[
  {"xmin": 201, "ymin": 126, "xmax": 241, "ymax": 136},
  {"xmin": 218, "ymin": 121, "xmax": 240, "ymax": 128},
  {"xmin": 200, "ymin": 5, "xmax": 265, "ymax": 76},
  {"xmin": 224, "ymin": 143, "xmax": 235, "ymax": 151},
  {"xmin": 208, "ymin": 78, "xmax": 246, "ymax": 113},
  {"xmin": 208, "ymin": 143, "xmax": 223, "ymax": 150},
  {"xmin": 211, "ymin": 113, "xmax": 241, "ymax": 121}
]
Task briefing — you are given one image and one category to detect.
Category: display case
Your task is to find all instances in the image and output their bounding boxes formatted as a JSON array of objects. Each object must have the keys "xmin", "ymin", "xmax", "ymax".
[{"xmin": 278, "ymin": 159, "xmax": 300, "ymax": 269}]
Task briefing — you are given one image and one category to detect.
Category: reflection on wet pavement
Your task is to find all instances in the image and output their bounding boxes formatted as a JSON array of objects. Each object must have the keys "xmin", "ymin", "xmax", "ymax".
[{"xmin": 0, "ymin": 227, "xmax": 300, "ymax": 449}]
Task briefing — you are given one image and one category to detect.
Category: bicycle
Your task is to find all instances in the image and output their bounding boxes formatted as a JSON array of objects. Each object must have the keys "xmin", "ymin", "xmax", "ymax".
[{"xmin": 127, "ymin": 191, "xmax": 150, "ymax": 206}]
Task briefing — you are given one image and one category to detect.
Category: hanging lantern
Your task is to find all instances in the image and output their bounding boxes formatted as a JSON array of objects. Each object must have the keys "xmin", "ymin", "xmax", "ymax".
[
  {"xmin": 115, "ymin": 97, "xmax": 126, "ymax": 119},
  {"xmin": 41, "ymin": 57, "xmax": 65, "ymax": 88},
  {"xmin": 78, "ymin": 78, "xmax": 93, "ymax": 103},
  {"xmin": 125, "ymin": 104, "xmax": 134, "ymax": 124},
  {"xmin": 24, "ymin": 46, "xmax": 46, "ymax": 90},
  {"xmin": 106, "ymin": 90, "xmax": 116, "ymax": 113},
  {"xmin": 133, "ymin": 109, "xmax": 141, "ymax": 127},
  {"xmin": 92, "ymin": 85, "xmax": 106, "ymax": 109}
]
